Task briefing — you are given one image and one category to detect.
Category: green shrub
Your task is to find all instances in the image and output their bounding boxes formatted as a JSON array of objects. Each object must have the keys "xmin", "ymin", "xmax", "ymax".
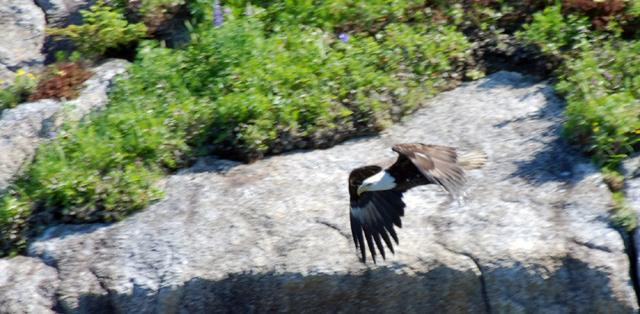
[
  {"xmin": 557, "ymin": 40, "xmax": 640, "ymax": 167},
  {"xmin": 516, "ymin": 4, "xmax": 592, "ymax": 55},
  {"xmin": 47, "ymin": 0, "xmax": 148, "ymax": 58},
  {"xmin": 631, "ymin": 0, "xmax": 640, "ymax": 17},
  {"xmin": 611, "ymin": 191, "xmax": 637, "ymax": 232},
  {"xmin": 194, "ymin": 0, "xmax": 429, "ymax": 32},
  {"xmin": 0, "ymin": 69, "xmax": 38, "ymax": 111},
  {"xmin": 187, "ymin": 20, "xmax": 470, "ymax": 157}
]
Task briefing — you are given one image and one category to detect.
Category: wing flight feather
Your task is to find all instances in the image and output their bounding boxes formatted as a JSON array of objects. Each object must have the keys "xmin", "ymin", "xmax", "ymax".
[
  {"xmin": 392, "ymin": 144, "xmax": 467, "ymax": 199},
  {"xmin": 349, "ymin": 190, "xmax": 405, "ymax": 263}
]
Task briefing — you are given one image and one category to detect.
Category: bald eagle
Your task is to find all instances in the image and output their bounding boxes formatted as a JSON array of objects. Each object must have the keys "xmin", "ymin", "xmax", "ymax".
[{"xmin": 348, "ymin": 143, "xmax": 487, "ymax": 263}]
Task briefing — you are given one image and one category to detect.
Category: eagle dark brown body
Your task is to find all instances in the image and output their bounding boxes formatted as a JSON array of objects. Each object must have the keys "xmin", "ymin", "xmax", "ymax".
[{"xmin": 347, "ymin": 143, "xmax": 487, "ymax": 263}]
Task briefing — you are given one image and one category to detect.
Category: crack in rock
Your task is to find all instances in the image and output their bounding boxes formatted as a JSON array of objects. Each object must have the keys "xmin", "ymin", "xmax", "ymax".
[
  {"xmin": 314, "ymin": 218, "xmax": 350, "ymax": 240},
  {"xmin": 436, "ymin": 242, "xmax": 492, "ymax": 314},
  {"xmin": 88, "ymin": 266, "xmax": 111, "ymax": 300},
  {"xmin": 571, "ymin": 238, "xmax": 613, "ymax": 253}
]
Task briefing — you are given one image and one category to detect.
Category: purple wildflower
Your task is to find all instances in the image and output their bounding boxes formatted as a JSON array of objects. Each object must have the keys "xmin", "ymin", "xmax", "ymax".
[
  {"xmin": 213, "ymin": 0, "xmax": 223, "ymax": 27},
  {"xmin": 48, "ymin": 131, "xmax": 57, "ymax": 139},
  {"xmin": 338, "ymin": 33, "xmax": 349, "ymax": 43}
]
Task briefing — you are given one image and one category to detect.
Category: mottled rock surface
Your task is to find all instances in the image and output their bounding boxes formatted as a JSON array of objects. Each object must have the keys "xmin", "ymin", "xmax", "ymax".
[
  {"xmin": 0, "ymin": 59, "xmax": 129, "ymax": 193},
  {"xmin": 17, "ymin": 71, "xmax": 637, "ymax": 313},
  {"xmin": 0, "ymin": 256, "xmax": 59, "ymax": 314},
  {"xmin": 0, "ymin": 0, "xmax": 46, "ymax": 79}
]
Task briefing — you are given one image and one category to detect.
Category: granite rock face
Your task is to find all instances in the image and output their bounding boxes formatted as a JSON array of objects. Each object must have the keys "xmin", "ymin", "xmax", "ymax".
[
  {"xmin": 0, "ymin": 0, "xmax": 47, "ymax": 81},
  {"xmin": 0, "ymin": 59, "xmax": 129, "ymax": 193},
  {"xmin": 1, "ymin": 71, "xmax": 636, "ymax": 313},
  {"xmin": 623, "ymin": 154, "xmax": 640, "ymax": 215},
  {"xmin": 0, "ymin": 256, "xmax": 59, "ymax": 314}
]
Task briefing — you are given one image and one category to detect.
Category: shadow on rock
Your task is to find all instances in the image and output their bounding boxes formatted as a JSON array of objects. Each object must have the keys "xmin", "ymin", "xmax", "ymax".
[
  {"xmin": 508, "ymin": 134, "xmax": 592, "ymax": 186},
  {"xmin": 75, "ymin": 265, "xmax": 485, "ymax": 314},
  {"xmin": 476, "ymin": 72, "xmax": 543, "ymax": 90},
  {"xmin": 484, "ymin": 257, "xmax": 636, "ymax": 313},
  {"xmin": 26, "ymin": 223, "xmax": 113, "ymax": 253},
  {"xmin": 73, "ymin": 258, "xmax": 635, "ymax": 314},
  {"xmin": 491, "ymin": 82, "xmax": 596, "ymax": 186},
  {"xmin": 177, "ymin": 157, "xmax": 242, "ymax": 175}
]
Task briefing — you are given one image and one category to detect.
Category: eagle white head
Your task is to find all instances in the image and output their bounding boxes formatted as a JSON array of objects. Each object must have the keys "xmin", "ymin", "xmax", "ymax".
[{"xmin": 357, "ymin": 170, "xmax": 396, "ymax": 195}]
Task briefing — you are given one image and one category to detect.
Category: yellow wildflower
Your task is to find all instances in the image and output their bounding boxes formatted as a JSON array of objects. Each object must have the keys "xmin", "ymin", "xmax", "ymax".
[
  {"xmin": 26, "ymin": 73, "xmax": 35, "ymax": 80},
  {"xmin": 16, "ymin": 69, "xmax": 26, "ymax": 76}
]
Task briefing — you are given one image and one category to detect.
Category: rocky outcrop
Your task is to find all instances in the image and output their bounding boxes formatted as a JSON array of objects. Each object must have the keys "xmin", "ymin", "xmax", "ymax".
[
  {"xmin": 34, "ymin": 0, "xmax": 95, "ymax": 62},
  {"xmin": 0, "ymin": 0, "xmax": 47, "ymax": 82},
  {"xmin": 35, "ymin": 0, "xmax": 94, "ymax": 27},
  {"xmin": 624, "ymin": 154, "xmax": 640, "ymax": 214},
  {"xmin": 0, "ymin": 256, "xmax": 59, "ymax": 314},
  {"xmin": 623, "ymin": 154, "xmax": 640, "ymax": 291},
  {"xmin": 0, "ymin": 59, "xmax": 129, "ymax": 193},
  {"xmin": 8, "ymin": 71, "xmax": 633, "ymax": 312}
]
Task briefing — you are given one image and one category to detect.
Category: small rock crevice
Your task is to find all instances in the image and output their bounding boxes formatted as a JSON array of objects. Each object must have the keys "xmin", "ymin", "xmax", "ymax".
[
  {"xmin": 571, "ymin": 238, "xmax": 613, "ymax": 253},
  {"xmin": 154, "ymin": 273, "xmax": 168, "ymax": 312},
  {"xmin": 466, "ymin": 253, "xmax": 492, "ymax": 314},
  {"xmin": 46, "ymin": 259, "xmax": 64, "ymax": 313},
  {"xmin": 436, "ymin": 243, "xmax": 492, "ymax": 314},
  {"xmin": 623, "ymin": 229, "xmax": 640, "ymax": 307},
  {"xmin": 88, "ymin": 266, "xmax": 116, "ymax": 313},
  {"xmin": 89, "ymin": 267, "xmax": 109, "ymax": 296},
  {"xmin": 314, "ymin": 218, "xmax": 350, "ymax": 240}
]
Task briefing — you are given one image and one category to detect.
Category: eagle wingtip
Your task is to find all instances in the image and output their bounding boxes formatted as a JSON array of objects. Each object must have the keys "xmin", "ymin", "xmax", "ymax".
[{"xmin": 458, "ymin": 150, "xmax": 488, "ymax": 170}]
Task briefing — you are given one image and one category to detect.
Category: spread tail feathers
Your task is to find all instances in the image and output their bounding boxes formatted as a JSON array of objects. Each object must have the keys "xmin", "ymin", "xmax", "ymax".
[{"xmin": 458, "ymin": 150, "xmax": 487, "ymax": 170}]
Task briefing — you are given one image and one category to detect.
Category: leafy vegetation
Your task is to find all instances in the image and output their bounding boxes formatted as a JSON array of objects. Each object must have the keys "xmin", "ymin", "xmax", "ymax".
[
  {"xmin": 612, "ymin": 191, "xmax": 637, "ymax": 232},
  {"xmin": 1, "ymin": 0, "xmax": 639, "ymax": 255},
  {"xmin": 0, "ymin": 69, "xmax": 38, "ymax": 111},
  {"xmin": 558, "ymin": 41, "xmax": 640, "ymax": 167},
  {"xmin": 47, "ymin": 0, "xmax": 148, "ymax": 59},
  {"xmin": 516, "ymin": 4, "xmax": 592, "ymax": 55}
]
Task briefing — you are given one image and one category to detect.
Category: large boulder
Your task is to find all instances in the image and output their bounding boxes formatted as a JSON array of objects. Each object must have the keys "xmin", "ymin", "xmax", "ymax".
[
  {"xmin": 0, "ymin": 1, "xmax": 47, "ymax": 81},
  {"xmin": 0, "ymin": 256, "xmax": 59, "ymax": 314},
  {"xmin": 0, "ymin": 59, "xmax": 129, "ymax": 193},
  {"xmin": 18, "ymin": 71, "xmax": 639, "ymax": 312}
]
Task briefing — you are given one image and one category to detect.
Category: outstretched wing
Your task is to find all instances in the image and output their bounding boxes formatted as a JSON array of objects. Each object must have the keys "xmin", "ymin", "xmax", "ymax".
[
  {"xmin": 391, "ymin": 143, "xmax": 466, "ymax": 198},
  {"xmin": 350, "ymin": 190, "xmax": 405, "ymax": 263}
]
